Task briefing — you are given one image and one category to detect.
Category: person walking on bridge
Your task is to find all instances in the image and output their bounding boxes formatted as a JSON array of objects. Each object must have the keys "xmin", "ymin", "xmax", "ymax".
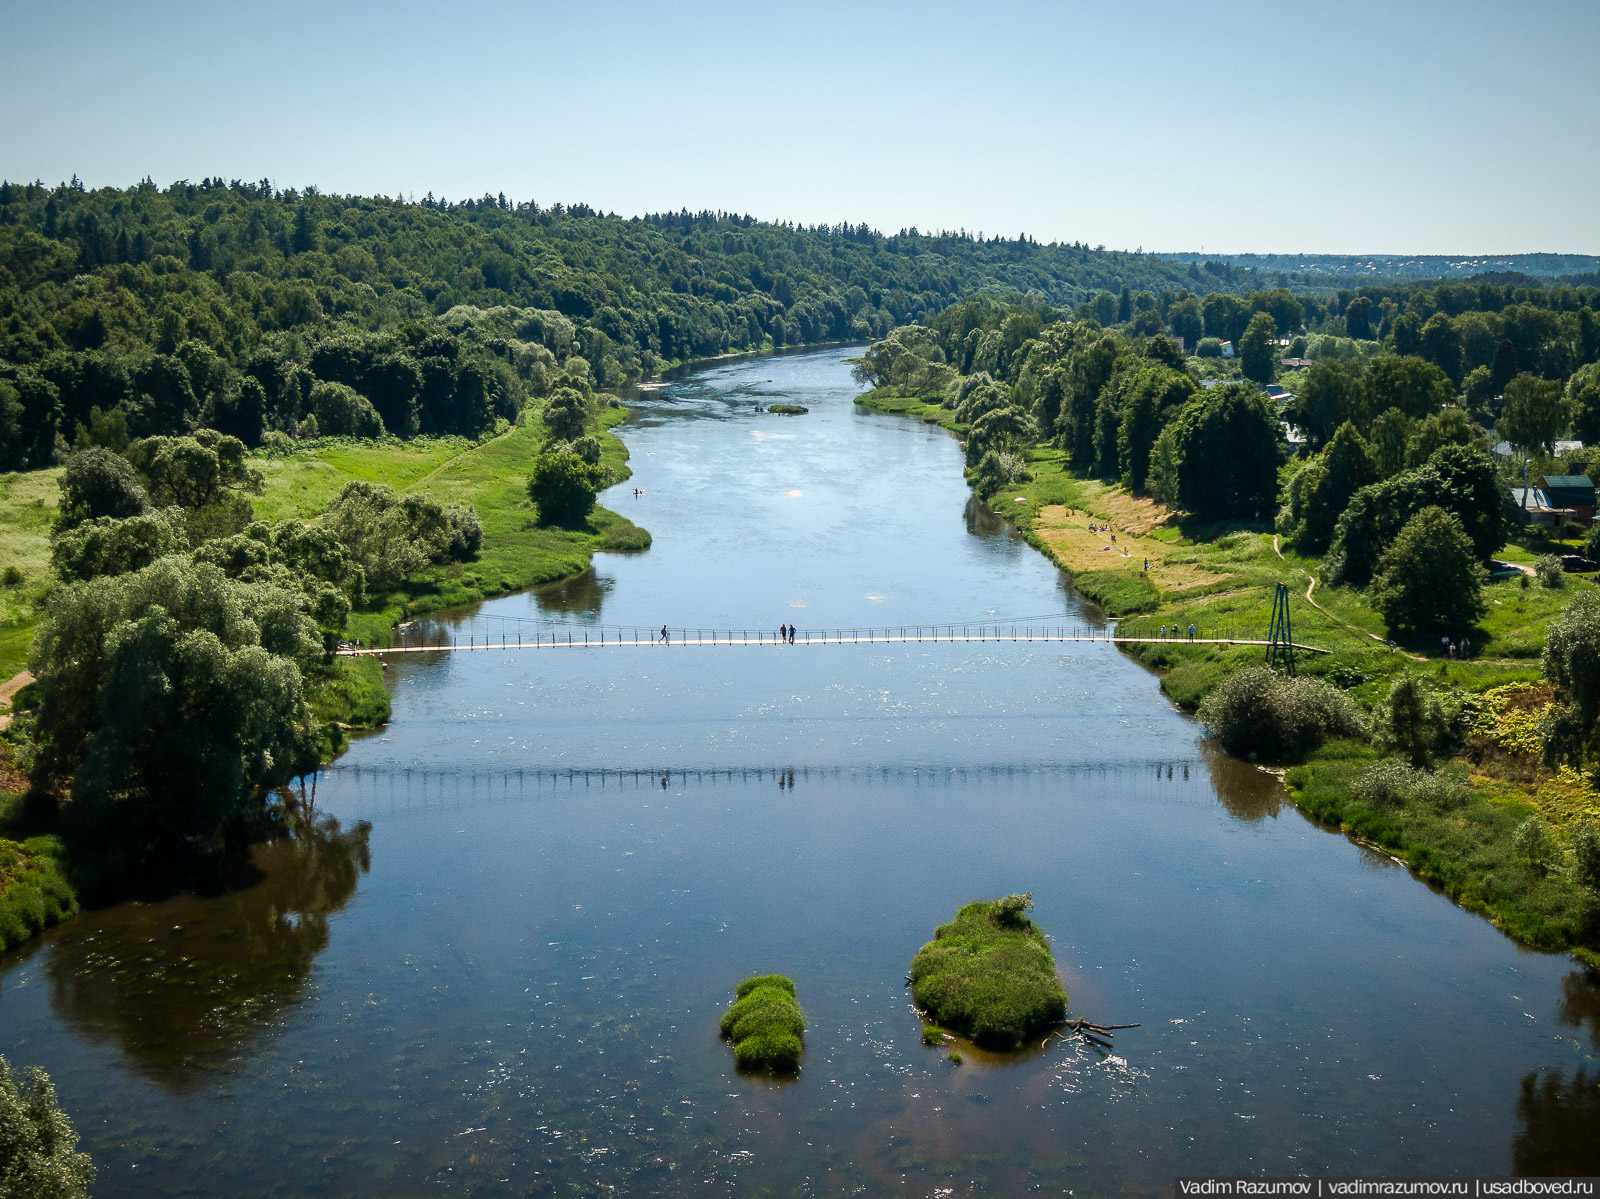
[
  {"xmin": 660, "ymin": 624, "xmax": 670, "ymax": 644},
  {"xmin": 780, "ymin": 623, "xmax": 788, "ymax": 643}
]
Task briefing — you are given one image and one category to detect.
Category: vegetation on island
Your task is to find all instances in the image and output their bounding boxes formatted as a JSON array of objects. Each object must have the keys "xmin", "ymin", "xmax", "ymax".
[
  {"xmin": 0, "ymin": 1053, "xmax": 94, "ymax": 1199},
  {"xmin": 768, "ymin": 404, "xmax": 808, "ymax": 415},
  {"xmin": 718, "ymin": 974, "xmax": 806, "ymax": 1073},
  {"xmin": 856, "ymin": 282, "xmax": 1600, "ymax": 960},
  {"xmin": 0, "ymin": 835, "xmax": 75, "ymax": 952},
  {"xmin": 909, "ymin": 893, "xmax": 1067, "ymax": 1050}
]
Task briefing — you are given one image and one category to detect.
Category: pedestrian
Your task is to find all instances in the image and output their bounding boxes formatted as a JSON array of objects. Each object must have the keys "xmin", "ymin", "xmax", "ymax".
[
  {"xmin": 1188, "ymin": 623, "xmax": 1195, "ymax": 641},
  {"xmin": 660, "ymin": 624, "xmax": 670, "ymax": 644},
  {"xmin": 1160, "ymin": 624, "xmax": 1167, "ymax": 639},
  {"xmin": 1448, "ymin": 642, "xmax": 1456, "ymax": 660},
  {"xmin": 1440, "ymin": 634, "xmax": 1449, "ymax": 656},
  {"xmin": 1462, "ymin": 636, "xmax": 1471, "ymax": 658},
  {"xmin": 780, "ymin": 623, "xmax": 788, "ymax": 643},
  {"xmin": 788, "ymin": 626, "xmax": 796, "ymax": 644}
]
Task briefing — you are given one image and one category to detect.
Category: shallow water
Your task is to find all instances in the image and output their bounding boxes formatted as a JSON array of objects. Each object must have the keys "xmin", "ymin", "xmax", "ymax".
[{"xmin": 3, "ymin": 347, "xmax": 1597, "ymax": 1195}]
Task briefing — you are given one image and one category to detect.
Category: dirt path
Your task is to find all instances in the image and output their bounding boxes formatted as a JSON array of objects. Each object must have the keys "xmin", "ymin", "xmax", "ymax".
[
  {"xmin": 0, "ymin": 669, "xmax": 33, "ymax": 731},
  {"xmin": 1272, "ymin": 536, "xmax": 1425, "ymax": 661}
]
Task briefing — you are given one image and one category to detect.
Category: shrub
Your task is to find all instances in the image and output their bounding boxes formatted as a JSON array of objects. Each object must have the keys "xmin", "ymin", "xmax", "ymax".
[
  {"xmin": 971, "ymin": 448, "xmax": 1031, "ymax": 495},
  {"xmin": 1350, "ymin": 759, "xmax": 1468, "ymax": 810},
  {"xmin": 1586, "ymin": 524, "xmax": 1600, "ymax": 563},
  {"xmin": 0, "ymin": 840, "xmax": 77, "ymax": 952},
  {"xmin": 1534, "ymin": 554, "xmax": 1566, "ymax": 589},
  {"xmin": 921, "ymin": 1026, "xmax": 946, "ymax": 1046},
  {"xmin": 527, "ymin": 452, "xmax": 606, "ymax": 527},
  {"xmin": 1572, "ymin": 822, "xmax": 1600, "ymax": 893},
  {"xmin": 1514, "ymin": 817, "xmax": 1559, "ymax": 876},
  {"xmin": 1197, "ymin": 667, "xmax": 1365, "ymax": 761},
  {"xmin": 1, "ymin": 566, "xmax": 22, "ymax": 587},
  {"xmin": 0, "ymin": 1055, "xmax": 94, "ymax": 1198},
  {"xmin": 445, "ymin": 505, "xmax": 483, "ymax": 561},
  {"xmin": 1196, "ymin": 337, "xmax": 1223, "ymax": 358},
  {"xmin": 718, "ymin": 975, "xmax": 805, "ymax": 1073},
  {"xmin": 1371, "ymin": 675, "xmax": 1459, "ymax": 767},
  {"xmin": 909, "ymin": 897, "xmax": 1067, "ymax": 1050}
]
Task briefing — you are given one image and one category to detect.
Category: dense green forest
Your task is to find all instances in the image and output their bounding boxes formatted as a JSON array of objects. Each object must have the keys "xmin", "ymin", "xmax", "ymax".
[{"xmin": 0, "ymin": 176, "xmax": 1304, "ymax": 471}]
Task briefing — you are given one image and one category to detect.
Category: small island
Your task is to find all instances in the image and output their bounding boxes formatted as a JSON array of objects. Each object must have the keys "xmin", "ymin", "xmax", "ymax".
[
  {"xmin": 718, "ymin": 974, "xmax": 806, "ymax": 1073},
  {"xmin": 768, "ymin": 404, "xmax": 808, "ymax": 415},
  {"xmin": 909, "ymin": 893, "xmax": 1067, "ymax": 1050}
]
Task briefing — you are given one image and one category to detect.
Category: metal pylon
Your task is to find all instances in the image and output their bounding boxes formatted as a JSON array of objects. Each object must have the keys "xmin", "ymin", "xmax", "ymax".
[{"xmin": 1266, "ymin": 581, "xmax": 1295, "ymax": 675}]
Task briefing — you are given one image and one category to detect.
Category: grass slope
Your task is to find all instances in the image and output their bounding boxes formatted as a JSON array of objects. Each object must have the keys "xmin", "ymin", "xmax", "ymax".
[
  {"xmin": 0, "ymin": 468, "xmax": 62, "ymax": 681},
  {"xmin": 910, "ymin": 896, "xmax": 1067, "ymax": 1050},
  {"xmin": 718, "ymin": 974, "xmax": 806, "ymax": 1073},
  {"xmin": 259, "ymin": 406, "xmax": 647, "ymax": 646}
]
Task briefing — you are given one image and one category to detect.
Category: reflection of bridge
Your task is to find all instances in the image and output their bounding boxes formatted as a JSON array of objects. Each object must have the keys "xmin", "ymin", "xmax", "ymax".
[
  {"xmin": 318, "ymin": 761, "xmax": 1209, "ymax": 814},
  {"xmin": 340, "ymin": 619, "xmax": 1327, "ymax": 656}
]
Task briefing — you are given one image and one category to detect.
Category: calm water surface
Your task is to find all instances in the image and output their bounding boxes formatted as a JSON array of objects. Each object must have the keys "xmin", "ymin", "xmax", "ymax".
[{"xmin": 3, "ymin": 348, "xmax": 1598, "ymax": 1195}]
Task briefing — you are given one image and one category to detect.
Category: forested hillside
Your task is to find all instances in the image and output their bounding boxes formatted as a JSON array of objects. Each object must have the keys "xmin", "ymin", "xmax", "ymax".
[{"xmin": 0, "ymin": 177, "xmax": 1285, "ymax": 471}]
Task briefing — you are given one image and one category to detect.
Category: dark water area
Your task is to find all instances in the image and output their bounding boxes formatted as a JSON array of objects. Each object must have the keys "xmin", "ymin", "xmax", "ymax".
[{"xmin": 3, "ymin": 348, "xmax": 1598, "ymax": 1195}]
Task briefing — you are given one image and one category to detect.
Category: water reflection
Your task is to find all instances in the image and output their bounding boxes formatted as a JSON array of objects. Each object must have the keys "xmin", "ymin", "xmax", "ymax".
[
  {"xmin": 1199, "ymin": 740, "xmax": 1286, "ymax": 821},
  {"xmin": 533, "ymin": 566, "xmax": 613, "ymax": 619},
  {"xmin": 1514, "ymin": 1068, "xmax": 1600, "ymax": 1174},
  {"xmin": 44, "ymin": 814, "xmax": 370, "ymax": 1090},
  {"xmin": 1558, "ymin": 969, "xmax": 1600, "ymax": 1047}
]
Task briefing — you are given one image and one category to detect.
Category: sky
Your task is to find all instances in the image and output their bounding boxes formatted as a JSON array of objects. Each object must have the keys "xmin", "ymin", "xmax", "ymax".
[{"xmin": 2, "ymin": 0, "xmax": 1596, "ymax": 255}]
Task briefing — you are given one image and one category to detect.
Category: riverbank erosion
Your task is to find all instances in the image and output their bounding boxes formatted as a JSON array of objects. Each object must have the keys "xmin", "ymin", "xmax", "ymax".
[{"xmin": 857, "ymin": 385, "xmax": 1600, "ymax": 964}]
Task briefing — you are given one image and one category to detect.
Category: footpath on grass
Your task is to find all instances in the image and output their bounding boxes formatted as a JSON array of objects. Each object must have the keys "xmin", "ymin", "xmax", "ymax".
[{"xmin": 857, "ymin": 386, "xmax": 1600, "ymax": 965}]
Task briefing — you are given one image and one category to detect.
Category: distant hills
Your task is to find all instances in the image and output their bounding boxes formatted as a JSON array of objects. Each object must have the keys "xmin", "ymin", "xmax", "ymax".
[{"xmin": 1157, "ymin": 251, "xmax": 1600, "ymax": 282}]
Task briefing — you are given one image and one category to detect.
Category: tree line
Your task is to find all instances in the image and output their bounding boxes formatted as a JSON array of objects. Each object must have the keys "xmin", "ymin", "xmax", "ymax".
[{"xmin": 0, "ymin": 177, "xmax": 1329, "ymax": 470}]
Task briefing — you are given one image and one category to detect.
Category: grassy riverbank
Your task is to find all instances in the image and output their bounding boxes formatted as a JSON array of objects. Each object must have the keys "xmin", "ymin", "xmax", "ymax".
[
  {"xmin": 0, "ymin": 404, "xmax": 646, "ymax": 949},
  {"xmin": 256, "ymin": 405, "xmax": 646, "ymax": 647},
  {"xmin": 858, "ymin": 386, "xmax": 1600, "ymax": 962}
]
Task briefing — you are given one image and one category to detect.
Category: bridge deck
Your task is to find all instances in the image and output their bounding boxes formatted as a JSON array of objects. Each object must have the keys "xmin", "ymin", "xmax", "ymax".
[{"xmin": 341, "ymin": 633, "xmax": 1328, "ymax": 655}]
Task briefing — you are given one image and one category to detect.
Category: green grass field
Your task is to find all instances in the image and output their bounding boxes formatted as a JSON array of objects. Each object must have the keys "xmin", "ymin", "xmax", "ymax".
[{"xmin": 0, "ymin": 467, "xmax": 62, "ymax": 680}]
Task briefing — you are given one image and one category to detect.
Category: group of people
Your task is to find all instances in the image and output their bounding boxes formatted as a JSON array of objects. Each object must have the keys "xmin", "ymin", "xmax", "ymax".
[
  {"xmin": 656, "ymin": 624, "xmax": 799, "ymax": 643},
  {"xmin": 1442, "ymin": 635, "xmax": 1472, "ymax": 659},
  {"xmin": 1158, "ymin": 623, "xmax": 1197, "ymax": 641}
]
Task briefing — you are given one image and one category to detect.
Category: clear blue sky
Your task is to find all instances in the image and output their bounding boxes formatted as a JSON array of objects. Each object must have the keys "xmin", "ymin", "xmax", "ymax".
[{"xmin": 2, "ymin": 0, "xmax": 1595, "ymax": 254}]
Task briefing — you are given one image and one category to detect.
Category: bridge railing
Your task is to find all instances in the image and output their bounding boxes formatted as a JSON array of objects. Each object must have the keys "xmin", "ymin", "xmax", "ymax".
[{"xmin": 345, "ymin": 615, "xmax": 1324, "ymax": 654}]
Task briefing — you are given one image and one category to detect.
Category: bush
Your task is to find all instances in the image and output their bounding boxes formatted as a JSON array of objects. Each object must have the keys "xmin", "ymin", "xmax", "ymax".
[
  {"xmin": 1534, "ymin": 554, "xmax": 1566, "ymax": 589},
  {"xmin": 718, "ymin": 975, "xmax": 805, "ymax": 1073},
  {"xmin": 1197, "ymin": 667, "xmax": 1365, "ymax": 761},
  {"xmin": 0, "ymin": 1055, "xmax": 94, "ymax": 1198},
  {"xmin": 1, "ymin": 566, "xmax": 22, "ymax": 587},
  {"xmin": 445, "ymin": 505, "xmax": 483, "ymax": 561},
  {"xmin": 921, "ymin": 1026, "xmax": 946, "ymax": 1046},
  {"xmin": 527, "ymin": 452, "xmax": 607, "ymax": 526},
  {"xmin": 1572, "ymin": 822, "xmax": 1600, "ymax": 893},
  {"xmin": 0, "ymin": 839, "xmax": 77, "ymax": 952},
  {"xmin": 1350, "ymin": 759, "xmax": 1468, "ymax": 810},
  {"xmin": 1514, "ymin": 816, "xmax": 1559, "ymax": 876},
  {"xmin": 1371, "ymin": 675, "xmax": 1459, "ymax": 767},
  {"xmin": 971, "ymin": 448, "xmax": 1031, "ymax": 495},
  {"xmin": 1196, "ymin": 337, "xmax": 1223, "ymax": 358},
  {"xmin": 1586, "ymin": 524, "xmax": 1600, "ymax": 563},
  {"xmin": 909, "ymin": 896, "xmax": 1067, "ymax": 1050}
]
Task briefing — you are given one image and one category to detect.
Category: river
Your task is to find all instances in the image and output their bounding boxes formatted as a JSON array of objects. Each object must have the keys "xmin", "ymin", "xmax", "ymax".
[{"xmin": 2, "ymin": 347, "xmax": 1597, "ymax": 1195}]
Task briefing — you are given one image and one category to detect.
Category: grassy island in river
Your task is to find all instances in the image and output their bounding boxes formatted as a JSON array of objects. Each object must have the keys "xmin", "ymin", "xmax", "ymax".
[
  {"xmin": 910, "ymin": 893, "xmax": 1067, "ymax": 1050},
  {"xmin": 719, "ymin": 975, "xmax": 806, "ymax": 1073}
]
